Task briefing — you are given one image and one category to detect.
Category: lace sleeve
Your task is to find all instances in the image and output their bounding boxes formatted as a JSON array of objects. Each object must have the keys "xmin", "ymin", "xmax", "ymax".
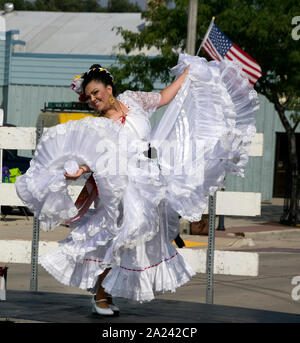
[{"xmin": 124, "ymin": 90, "xmax": 161, "ymax": 117}]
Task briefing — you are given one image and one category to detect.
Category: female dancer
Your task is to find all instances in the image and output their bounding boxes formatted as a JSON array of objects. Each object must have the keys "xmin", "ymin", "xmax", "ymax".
[
  {"xmin": 65, "ymin": 62, "xmax": 190, "ymax": 315},
  {"xmin": 15, "ymin": 54, "xmax": 259, "ymax": 316}
]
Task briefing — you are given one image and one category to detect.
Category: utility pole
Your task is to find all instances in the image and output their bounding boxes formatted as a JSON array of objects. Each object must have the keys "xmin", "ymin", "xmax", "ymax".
[
  {"xmin": 187, "ymin": 2, "xmax": 217, "ymax": 304},
  {"xmin": 186, "ymin": 0, "xmax": 198, "ymax": 55}
]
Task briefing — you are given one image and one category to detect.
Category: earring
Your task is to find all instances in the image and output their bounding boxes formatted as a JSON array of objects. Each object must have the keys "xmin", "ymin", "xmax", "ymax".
[{"xmin": 109, "ymin": 95, "xmax": 115, "ymax": 106}]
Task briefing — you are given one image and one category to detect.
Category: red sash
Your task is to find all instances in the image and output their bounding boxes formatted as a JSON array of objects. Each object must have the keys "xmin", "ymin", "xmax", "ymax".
[{"xmin": 65, "ymin": 174, "xmax": 98, "ymax": 225}]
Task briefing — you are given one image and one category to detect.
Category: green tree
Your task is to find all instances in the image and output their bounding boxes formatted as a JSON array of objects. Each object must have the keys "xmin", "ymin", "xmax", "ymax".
[
  {"xmin": 107, "ymin": 0, "xmax": 141, "ymax": 12},
  {"xmin": 110, "ymin": 0, "xmax": 188, "ymax": 91},
  {"xmin": 32, "ymin": 0, "xmax": 103, "ymax": 12},
  {"xmin": 112, "ymin": 0, "xmax": 300, "ymax": 225},
  {"xmin": 0, "ymin": 0, "xmax": 35, "ymax": 10}
]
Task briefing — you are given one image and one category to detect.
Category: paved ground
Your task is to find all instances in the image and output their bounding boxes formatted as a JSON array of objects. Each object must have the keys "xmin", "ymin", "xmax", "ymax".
[
  {"xmin": 1, "ymin": 198, "xmax": 300, "ymax": 323},
  {"xmin": 1, "ymin": 287, "xmax": 300, "ymax": 323}
]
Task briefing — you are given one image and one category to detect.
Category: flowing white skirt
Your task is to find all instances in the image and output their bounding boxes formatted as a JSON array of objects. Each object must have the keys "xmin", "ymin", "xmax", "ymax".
[
  {"xmin": 151, "ymin": 54, "xmax": 259, "ymax": 222},
  {"xmin": 15, "ymin": 54, "xmax": 259, "ymax": 303}
]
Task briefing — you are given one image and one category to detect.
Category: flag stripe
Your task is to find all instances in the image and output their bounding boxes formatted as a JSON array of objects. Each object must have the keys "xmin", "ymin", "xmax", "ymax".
[
  {"xmin": 231, "ymin": 45, "xmax": 262, "ymax": 73},
  {"xmin": 204, "ymin": 41, "xmax": 218, "ymax": 59},
  {"xmin": 242, "ymin": 67, "xmax": 260, "ymax": 82},
  {"xmin": 228, "ymin": 50, "xmax": 262, "ymax": 78},
  {"xmin": 242, "ymin": 71, "xmax": 256, "ymax": 84},
  {"xmin": 203, "ymin": 43, "xmax": 220, "ymax": 61},
  {"xmin": 233, "ymin": 44, "xmax": 260, "ymax": 66},
  {"xmin": 226, "ymin": 51, "xmax": 262, "ymax": 79},
  {"xmin": 224, "ymin": 54, "xmax": 257, "ymax": 84},
  {"xmin": 202, "ymin": 44, "xmax": 215, "ymax": 60},
  {"xmin": 204, "ymin": 41, "xmax": 221, "ymax": 61},
  {"xmin": 204, "ymin": 42, "xmax": 217, "ymax": 60}
]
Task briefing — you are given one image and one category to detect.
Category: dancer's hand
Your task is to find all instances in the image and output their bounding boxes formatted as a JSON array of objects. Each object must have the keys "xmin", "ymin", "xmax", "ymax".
[
  {"xmin": 64, "ymin": 164, "xmax": 91, "ymax": 180},
  {"xmin": 158, "ymin": 65, "xmax": 190, "ymax": 108},
  {"xmin": 64, "ymin": 167, "xmax": 85, "ymax": 180},
  {"xmin": 183, "ymin": 65, "xmax": 190, "ymax": 76}
]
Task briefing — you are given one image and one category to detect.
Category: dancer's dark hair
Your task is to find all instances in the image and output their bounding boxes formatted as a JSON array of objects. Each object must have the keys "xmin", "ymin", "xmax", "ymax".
[{"xmin": 82, "ymin": 64, "xmax": 117, "ymax": 97}]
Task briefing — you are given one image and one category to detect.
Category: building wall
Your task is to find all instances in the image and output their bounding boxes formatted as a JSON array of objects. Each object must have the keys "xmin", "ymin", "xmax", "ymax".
[
  {"xmin": 6, "ymin": 84, "xmax": 77, "ymax": 127},
  {"xmin": 9, "ymin": 53, "xmax": 116, "ymax": 87},
  {"xmin": 225, "ymin": 95, "xmax": 275, "ymax": 202},
  {"xmin": 225, "ymin": 95, "xmax": 300, "ymax": 202}
]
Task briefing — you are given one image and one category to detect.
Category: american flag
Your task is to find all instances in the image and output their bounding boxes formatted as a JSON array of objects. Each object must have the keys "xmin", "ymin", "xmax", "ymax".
[{"xmin": 200, "ymin": 21, "xmax": 262, "ymax": 85}]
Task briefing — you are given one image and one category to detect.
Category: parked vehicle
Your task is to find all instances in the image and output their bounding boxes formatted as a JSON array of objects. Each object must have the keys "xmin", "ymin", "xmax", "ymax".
[
  {"xmin": 2, "ymin": 148, "xmax": 31, "ymax": 174},
  {"xmin": 36, "ymin": 101, "xmax": 96, "ymax": 127}
]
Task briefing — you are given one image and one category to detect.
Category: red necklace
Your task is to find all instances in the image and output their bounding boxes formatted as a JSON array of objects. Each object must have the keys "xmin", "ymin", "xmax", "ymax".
[{"xmin": 120, "ymin": 114, "xmax": 127, "ymax": 124}]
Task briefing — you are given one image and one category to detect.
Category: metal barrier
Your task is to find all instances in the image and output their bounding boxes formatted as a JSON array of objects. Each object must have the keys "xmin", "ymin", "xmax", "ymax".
[{"xmin": 30, "ymin": 120, "xmax": 44, "ymax": 291}]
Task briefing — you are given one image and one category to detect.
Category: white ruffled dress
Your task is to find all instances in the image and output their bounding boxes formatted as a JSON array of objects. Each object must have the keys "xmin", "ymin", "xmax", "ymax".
[{"xmin": 15, "ymin": 54, "xmax": 259, "ymax": 303}]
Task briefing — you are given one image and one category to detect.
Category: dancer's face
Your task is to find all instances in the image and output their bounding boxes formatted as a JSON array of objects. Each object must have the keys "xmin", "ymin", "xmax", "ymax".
[{"xmin": 85, "ymin": 80, "xmax": 113, "ymax": 113}]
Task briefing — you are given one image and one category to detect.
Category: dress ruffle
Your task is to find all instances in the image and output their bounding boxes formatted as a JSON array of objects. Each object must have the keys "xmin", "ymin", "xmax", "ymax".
[
  {"xmin": 39, "ymin": 197, "xmax": 195, "ymax": 303},
  {"xmin": 100, "ymin": 249, "xmax": 195, "ymax": 303},
  {"xmin": 151, "ymin": 54, "xmax": 259, "ymax": 222},
  {"xmin": 40, "ymin": 220, "xmax": 196, "ymax": 303},
  {"xmin": 15, "ymin": 117, "xmax": 128, "ymax": 231}
]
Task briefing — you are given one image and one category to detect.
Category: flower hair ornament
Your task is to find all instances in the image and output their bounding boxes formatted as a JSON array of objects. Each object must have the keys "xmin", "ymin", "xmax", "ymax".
[{"xmin": 70, "ymin": 66, "xmax": 114, "ymax": 102}]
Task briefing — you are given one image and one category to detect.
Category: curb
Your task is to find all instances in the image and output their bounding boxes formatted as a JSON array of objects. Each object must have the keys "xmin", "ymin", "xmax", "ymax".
[
  {"xmin": 0, "ymin": 239, "xmax": 259, "ymax": 277},
  {"xmin": 0, "ymin": 240, "xmax": 59, "ymax": 264},
  {"xmin": 178, "ymin": 248, "xmax": 258, "ymax": 276},
  {"xmin": 244, "ymin": 229, "xmax": 300, "ymax": 241}
]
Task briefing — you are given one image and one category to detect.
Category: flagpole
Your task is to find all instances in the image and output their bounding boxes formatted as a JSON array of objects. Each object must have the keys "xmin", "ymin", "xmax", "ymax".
[{"xmin": 196, "ymin": 16, "xmax": 215, "ymax": 56}]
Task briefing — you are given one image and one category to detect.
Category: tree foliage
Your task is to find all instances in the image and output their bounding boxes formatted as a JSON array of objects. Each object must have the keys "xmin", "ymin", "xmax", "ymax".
[
  {"xmin": 107, "ymin": 0, "xmax": 141, "ymax": 12},
  {"xmin": 111, "ymin": 0, "xmax": 189, "ymax": 92}
]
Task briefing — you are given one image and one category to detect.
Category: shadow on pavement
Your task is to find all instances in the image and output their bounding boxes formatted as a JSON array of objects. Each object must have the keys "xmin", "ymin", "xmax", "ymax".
[{"xmin": 1, "ymin": 290, "xmax": 300, "ymax": 323}]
